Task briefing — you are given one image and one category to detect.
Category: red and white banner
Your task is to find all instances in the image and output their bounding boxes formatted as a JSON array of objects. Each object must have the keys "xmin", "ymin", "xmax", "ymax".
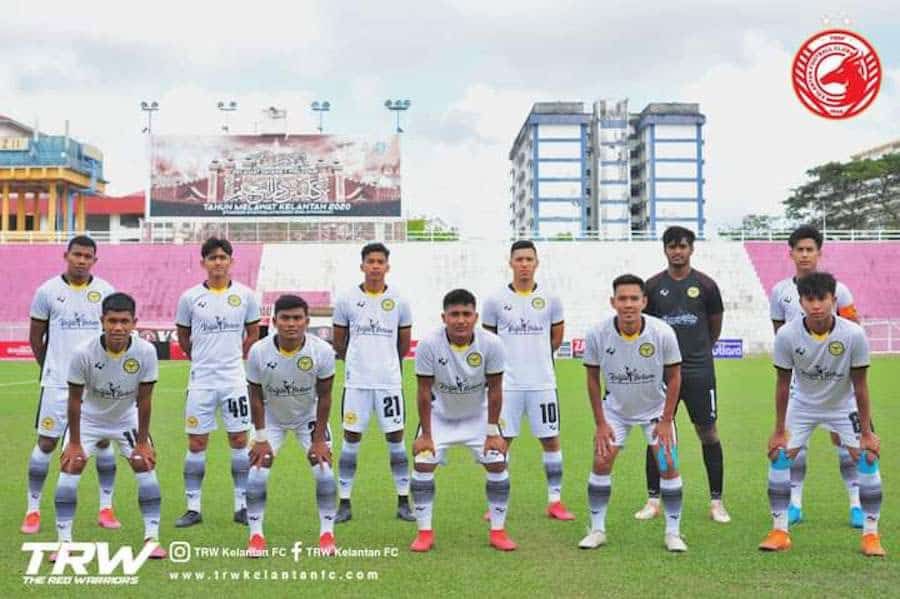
[{"xmin": 0, "ymin": 341, "xmax": 34, "ymax": 360}]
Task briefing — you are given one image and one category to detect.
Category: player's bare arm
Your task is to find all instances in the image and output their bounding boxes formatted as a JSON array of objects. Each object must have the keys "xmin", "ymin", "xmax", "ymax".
[
  {"xmin": 585, "ymin": 365, "xmax": 614, "ymax": 457},
  {"xmin": 28, "ymin": 319, "xmax": 48, "ymax": 368},
  {"xmin": 61, "ymin": 383, "xmax": 87, "ymax": 472},
  {"xmin": 850, "ymin": 367, "xmax": 880, "ymax": 460},
  {"xmin": 412, "ymin": 375, "xmax": 435, "ymax": 457},
  {"xmin": 309, "ymin": 375, "xmax": 334, "ymax": 467},
  {"xmin": 484, "ymin": 372, "xmax": 507, "ymax": 456},
  {"xmin": 397, "ymin": 326, "xmax": 411, "ymax": 364},
  {"xmin": 768, "ymin": 368, "xmax": 792, "ymax": 458},
  {"xmin": 655, "ymin": 363, "xmax": 682, "ymax": 451},
  {"xmin": 332, "ymin": 325, "xmax": 348, "ymax": 360},
  {"xmin": 243, "ymin": 322, "xmax": 260, "ymax": 358},
  {"xmin": 248, "ymin": 383, "xmax": 272, "ymax": 468},
  {"xmin": 708, "ymin": 313, "xmax": 723, "ymax": 345},
  {"xmin": 550, "ymin": 321, "xmax": 564, "ymax": 353},
  {"xmin": 176, "ymin": 325, "xmax": 192, "ymax": 360},
  {"xmin": 132, "ymin": 382, "xmax": 156, "ymax": 470}
]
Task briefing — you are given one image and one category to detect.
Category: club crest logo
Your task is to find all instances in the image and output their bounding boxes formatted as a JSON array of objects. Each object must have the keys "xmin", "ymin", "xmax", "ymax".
[
  {"xmin": 639, "ymin": 342, "xmax": 656, "ymax": 358},
  {"xmin": 381, "ymin": 298, "xmax": 396, "ymax": 312},
  {"xmin": 227, "ymin": 294, "xmax": 242, "ymax": 307},
  {"xmin": 792, "ymin": 29, "xmax": 881, "ymax": 119},
  {"xmin": 531, "ymin": 297, "xmax": 546, "ymax": 310},
  {"xmin": 41, "ymin": 417, "xmax": 55, "ymax": 431},
  {"xmin": 186, "ymin": 415, "xmax": 199, "ymax": 428},
  {"xmin": 123, "ymin": 358, "xmax": 140, "ymax": 374},
  {"xmin": 298, "ymin": 356, "xmax": 314, "ymax": 371},
  {"xmin": 86, "ymin": 290, "xmax": 102, "ymax": 303},
  {"xmin": 466, "ymin": 352, "xmax": 483, "ymax": 368},
  {"xmin": 829, "ymin": 341, "xmax": 845, "ymax": 356},
  {"xmin": 686, "ymin": 286, "xmax": 700, "ymax": 299},
  {"xmin": 344, "ymin": 410, "xmax": 358, "ymax": 426}
]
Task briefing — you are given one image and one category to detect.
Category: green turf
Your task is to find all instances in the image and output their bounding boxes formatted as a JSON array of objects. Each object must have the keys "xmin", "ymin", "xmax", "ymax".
[{"xmin": 1, "ymin": 357, "xmax": 898, "ymax": 597}]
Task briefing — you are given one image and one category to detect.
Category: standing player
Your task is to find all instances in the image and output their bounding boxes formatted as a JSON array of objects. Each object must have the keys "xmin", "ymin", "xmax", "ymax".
[
  {"xmin": 332, "ymin": 243, "xmax": 413, "ymax": 523},
  {"xmin": 482, "ymin": 240, "xmax": 573, "ymax": 520},
  {"xmin": 579, "ymin": 275, "xmax": 686, "ymax": 552},
  {"xmin": 635, "ymin": 226, "xmax": 730, "ymax": 524},
  {"xmin": 22, "ymin": 235, "xmax": 120, "ymax": 534},
  {"xmin": 410, "ymin": 289, "xmax": 516, "ymax": 552},
  {"xmin": 53, "ymin": 293, "xmax": 166, "ymax": 559},
  {"xmin": 759, "ymin": 272, "xmax": 884, "ymax": 556},
  {"xmin": 174, "ymin": 237, "xmax": 260, "ymax": 527},
  {"xmin": 769, "ymin": 225, "xmax": 863, "ymax": 527},
  {"xmin": 244, "ymin": 295, "xmax": 338, "ymax": 556}
]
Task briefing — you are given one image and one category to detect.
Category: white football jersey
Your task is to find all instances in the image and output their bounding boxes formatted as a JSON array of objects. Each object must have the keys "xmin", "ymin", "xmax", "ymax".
[
  {"xmin": 482, "ymin": 284, "xmax": 563, "ymax": 391},
  {"xmin": 582, "ymin": 315, "xmax": 682, "ymax": 421},
  {"xmin": 415, "ymin": 327, "xmax": 505, "ymax": 420},
  {"xmin": 67, "ymin": 334, "xmax": 159, "ymax": 425},
  {"xmin": 175, "ymin": 281, "xmax": 261, "ymax": 390},
  {"xmin": 246, "ymin": 333, "xmax": 336, "ymax": 427},
  {"xmin": 333, "ymin": 285, "xmax": 412, "ymax": 389},
  {"xmin": 30, "ymin": 275, "xmax": 115, "ymax": 388},
  {"xmin": 773, "ymin": 316, "xmax": 869, "ymax": 418},
  {"xmin": 770, "ymin": 277, "xmax": 855, "ymax": 323}
]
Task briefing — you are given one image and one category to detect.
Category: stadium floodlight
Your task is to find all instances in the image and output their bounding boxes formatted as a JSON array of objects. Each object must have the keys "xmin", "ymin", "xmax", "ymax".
[
  {"xmin": 217, "ymin": 100, "xmax": 238, "ymax": 133},
  {"xmin": 140, "ymin": 100, "xmax": 159, "ymax": 134},
  {"xmin": 384, "ymin": 99, "xmax": 412, "ymax": 133},
  {"xmin": 311, "ymin": 100, "xmax": 331, "ymax": 133}
]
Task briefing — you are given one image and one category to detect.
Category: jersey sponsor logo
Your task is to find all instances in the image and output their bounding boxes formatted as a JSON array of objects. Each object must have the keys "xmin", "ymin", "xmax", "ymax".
[
  {"xmin": 381, "ymin": 298, "xmax": 396, "ymax": 312},
  {"xmin": 352, "ymin": 318, "xmax": 394, "ymax": 337},
  {"xmin": 686, "ymin": 286, "xmax": 700, "ymax": 298},
  {"xmin": 123, "ymin": 358, "xmax": 140, "ymax": 374},
  {"xmin": 298, "ymin": 356, "xmax": 314, "ymax": 371},
  {"xmin": 639, "ymin": 342, "xmax": 656, "ymax": 357},
  {"xmin": 502, "ymin": 317, "xmax": 544, "ymax": 336},
  {"xmin": 265, "ymin": 380, "xmax": 310, "ymax": 398},
  {"xmin": 343, "ymin": 410, "xmax": 358, "ymax": 426},
  {"xmin": 59, "ymin": 312, "xmax": 101, "ymax": 330},
  {"xmin": 531, "ymin": 297, "xmax": 546, "ymax": 310},
  {"xmin": 829, "ymin": 341, "xmax": 845, "ymax": 356},
  {"xmin": 87, "ymin": 290, "xmax": 102, "ymax": 303},
  {"xmin": 98, "ymin": 381, "xmax": 130, "ymax": 400},
  {"xmin": 198, "ymin": 316, "xmax": 243, "ymax": 334},
  {"xmin": 662, "ymin": 313, "xmax": 699, "ymax": 328},
  {"xmin": 466, "ymin": 352, "xmax": 483, "ymax": 367},
  {"xmin": 41, "ymin": 417, "xmax": 55, "ymax": 431},
  {"xmin": 186, "ymin": 415, "xmax": 199, "ymax": 428},
  {"xmin": 608, "ymin": 366, "xmax": 656, "ymax": 385},
  {"xmin": 437, "ymin": 375, "xmax": 484, "ymax": 394},
  {"xmin": 227, "ymin": 294, "xmax": 242, "ymax": 307},
  {"xmin": 798, "ymin": 364, "xmax": 845, "ymax": 383}
]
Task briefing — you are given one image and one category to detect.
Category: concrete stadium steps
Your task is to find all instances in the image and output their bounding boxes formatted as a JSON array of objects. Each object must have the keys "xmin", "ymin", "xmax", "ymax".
[{"xmin": 744, "ymin": 242, "xmax": 900, "ymax": 319}]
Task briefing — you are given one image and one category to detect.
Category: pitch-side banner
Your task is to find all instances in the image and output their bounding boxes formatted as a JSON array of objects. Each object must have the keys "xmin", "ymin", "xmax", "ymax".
[{"xmin": 149, "ymin": 135, "xmax": 401, "ymax": 218}]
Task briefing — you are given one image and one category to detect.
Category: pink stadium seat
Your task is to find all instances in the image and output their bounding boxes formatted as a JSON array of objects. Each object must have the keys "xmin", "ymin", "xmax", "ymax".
[{"xmin": 745, "ymin": 242, "xmax": 900, "ymax": 319}]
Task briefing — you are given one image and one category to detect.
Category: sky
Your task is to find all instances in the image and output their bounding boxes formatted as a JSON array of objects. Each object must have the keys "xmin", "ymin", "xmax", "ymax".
[{"xmin": 1, "ymin": 0, "xmax": 898, "ymax": 238}]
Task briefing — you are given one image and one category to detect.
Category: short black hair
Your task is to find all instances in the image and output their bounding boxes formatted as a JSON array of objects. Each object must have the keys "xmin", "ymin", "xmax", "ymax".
[
  {"xmin": 67, "ymin": 235, "xmax": 97, "ymax": 254},
  {"xmin": 201, "ymin": 237, "xmax": 234, "ymax": 258},
  {"xmin": 443, "ymin": 288, "xmax": 477, "ymax": 310},
  {"xmin": 796, "ymin": 272, "xmax": 836, "ymax": 300},
  {"xmin": 510, "ymin": 240, "xmax": 537, "ymax": 256},
  {"xmin": 788, "ymin": 224, "xmax": 823, "ymax": 249},
  {"xmin": 612, "ymin": 274, "xmax": 646, "ymax": 295},
  {"xmin": 361, "ymin": 242, "xmax": 390, "ymax": 261},
  {"xmin": 102, "ymin": 292, "xmax": 136, "ymax": 316},
  {"xmin": 274, "ymin": 294, "xmax": 309, "ymax": 316},
  {"xmin": 662, "ymin": 226, "xmax": 696, "ymax": 247}
]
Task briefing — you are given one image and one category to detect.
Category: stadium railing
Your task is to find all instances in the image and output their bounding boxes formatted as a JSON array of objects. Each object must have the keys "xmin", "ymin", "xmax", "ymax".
[{"xmin": 719, "ymin": 229, "xmax": 900, "ymax": 242}]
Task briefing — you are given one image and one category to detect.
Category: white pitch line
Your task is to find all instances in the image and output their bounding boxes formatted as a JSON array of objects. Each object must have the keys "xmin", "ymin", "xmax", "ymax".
[{"xmin": 0, "ymin": 380, "xmax": 37, "ymax": 387}]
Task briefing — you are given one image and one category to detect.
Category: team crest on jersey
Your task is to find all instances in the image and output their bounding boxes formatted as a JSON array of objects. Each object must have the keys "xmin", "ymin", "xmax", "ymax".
[
  {"xmin": 381, "ymin": 298, "xmax": 396, "ymax": 312},
  {"xmin": 87, "ymin": 290, "xmax": 102, "ymax": 303},
  {"xmin": 123, "ymin": 358, "xmax": 140, "ymax": 374},
  {"xmin": 686, "ymin": 286, "xmax": 700, "ymax": 299},
  {"xmin": 639, "ymin": 342, "xmax": 656, "ymax": 358},
  {"xmin": 298, "ymin": 356, "xmax": 314, "ymax": 371},
  {"xmin": 344, "ymin": 411, "xmax": 358, "ymax": 426},
  {"xmin": 41, "ymin": 417, "xmax": 55, "ymax": 431},
  {"xmin": 227, "ymin": 294, "xmax": 242, "ymax": 307},
  {"xmin": 531, "ymin": 297, "xmax": 546, "ymax": 310},
  {"xmin": 466, "ymin": 352, "xmax": 483, "ymax": 367},
  {"xmin": 829, "ymin": 341, "xmax": 845, "ymax": 356},
  {"xmin": 186, "ymin": 415, "xmax": 199, "ymax": 428}
]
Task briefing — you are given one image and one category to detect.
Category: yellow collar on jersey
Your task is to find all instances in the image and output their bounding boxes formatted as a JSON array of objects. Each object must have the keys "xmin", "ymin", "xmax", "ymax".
[
  {"xmin": 360, "ymin": 283, "xmax": 388, "ymax": 297},
  {"xmin": 274, "ymin": 335, "xmax": 305, "ymax": 357},
  {"xmin": 100, "ymin": 335, "xmax": 132, "ymax": 358},
  {"xmin": 62, "ymin": 274, "xmax": 92, "ymax": 290},
  {"xmin": 204, "ymin": 280, "xmax": 232, "ymax": 295},
  {"xmin": 613, "ymin": 316, "xmax": 646, "ymax": 341},
  {"xmin": 803, "ymin": 316, "xmax": 836, "ymax": 342},
  {"xmin": 446, "ymin": 330, "xmax": 474, "ymax": 352},
  {"xmin": 620, "ymin": 331, "xmax": 641, "ymax": 342},
  {"xmin": 508, "ymin": 282, "xmax": 537, "ymax": 296}
]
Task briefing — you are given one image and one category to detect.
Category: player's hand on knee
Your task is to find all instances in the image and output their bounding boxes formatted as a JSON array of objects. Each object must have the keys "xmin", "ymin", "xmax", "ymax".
[
  {"xmin": 130, "ymin": 442, "xmax": 155, "ymax": 471},
  {"xmin": 483, "ymin": 434, "xmax": 507, "ymax": 457},
  {"xmin": 860, "ymin": 431, "xmax": 881, "ymax": 460},
  {"xmin": 767, "ymin": 430, "xmax": 788, "ymax": 460},
  {"xmin": 594, "ymin": 422, "xmax": 615, "ymax": 458},
  {"xmin": 654, "ymin": 419, "xmax": 675, "ymax": 452},
  {"xmin": 308, "ymin": 440, "xmax": 331, "ymax": 468},
  {"xmin": 61, "ymin": 443, "xmax": 87, "ymax": 473},
  {"xmin": 413, "ymin": 435, "xmax": 435, "ymax": 458},
  {"xmin": 250, "ymin": 441, "xmax": 273, "ymax": 468}
]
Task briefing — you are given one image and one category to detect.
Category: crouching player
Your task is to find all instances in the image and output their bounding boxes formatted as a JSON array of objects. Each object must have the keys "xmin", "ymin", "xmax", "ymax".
[
  {"xmin": 760, "ymin": 272, "xmax": 885, "ymax": 556},
  {"xmin": 244, "ymin": 295, "xmax": 338, "ymax": 557},
  {"xmin": 579, "ymin": 275, "xmax": 687, "ymax": 552},
  {"xmin": 409, "ymin": 289, "xmax": 516, "ymax": 552},
  {"xmin": 53, "ymin": 292, "xmax": 165, "ymax": 560}
]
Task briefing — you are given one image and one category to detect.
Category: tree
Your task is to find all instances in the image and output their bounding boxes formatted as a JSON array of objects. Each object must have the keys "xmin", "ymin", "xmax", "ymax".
[{"xmin": 784, "ymin": 153, "xmax": 900, "ymax": 229}]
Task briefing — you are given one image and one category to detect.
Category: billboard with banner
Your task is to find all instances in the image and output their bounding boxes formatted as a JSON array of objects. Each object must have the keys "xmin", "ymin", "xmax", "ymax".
[{"xmin": 149, "ymin": 135, "xmax": 401, "ymax": 218}]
